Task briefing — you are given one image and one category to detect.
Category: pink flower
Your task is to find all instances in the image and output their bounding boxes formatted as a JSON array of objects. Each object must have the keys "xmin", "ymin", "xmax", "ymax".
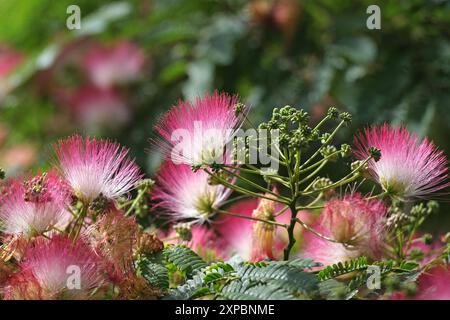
[
  {"xmin": 354, "ymin": 124, "xmax": 450, "ymax": 199},
  {"xmin": 302, "ymin": 194, "xmax": 386, "ymax": 266},
  {"xmin": 65, "ymin": 86, "xmax": 131, "ymax": 132},
  {"xmin": 4, "ymin": 235, "xmax": 104, "ymax": 299},
  {"xmin": 82, "ymin": 41, "xmax": 145, "ymax": 88},
  {"xmin": 154, "ymin": 92, "xmax": 246, "ymax": 165},
  {"xmin": 0, "ymin": 172, "xmax": 72, "ymax": 237},
  {"xmin": 153, "ymin": 161, "xmax": 230, "ymax": 223},
  {"xmin": 54, "ymin": 135, "xmax": 142, "ymax": 203}
]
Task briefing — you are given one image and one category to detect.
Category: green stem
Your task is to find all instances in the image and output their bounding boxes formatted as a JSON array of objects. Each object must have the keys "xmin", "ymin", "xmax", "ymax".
[
  {"xmin": 204, "ymin": 169, "xmax": 289, "ymax": 205},
  {"xmin": 300, "ymin": 120, "xmax": 345, "ymax": 170},
  {"xmin": 283, "ymin": 203, "xmax": 298, "ymax": 260},
  {"xmin": 221, "ymin": 167, "xmax": 288, "ymax": 201},
  {"xmin": 125, "ymin": 187, "xmax": 147, "ymax": 216},
  {"xmin": 214, "ymin": 208, "xmax": 288, "ymax": 228}
]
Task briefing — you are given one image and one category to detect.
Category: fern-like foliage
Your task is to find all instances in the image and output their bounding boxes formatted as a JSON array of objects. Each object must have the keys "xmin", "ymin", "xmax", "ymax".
[
  {"xmin": 317, "ymin": 256, "xmax": 368, "ymax": 281},
  {"xmin": 134, "ymin": 253, "xmax": 169, "ymax": 291},
  {"xmin": 163, "ymin": 245, "xmax": 208, "ymax": 276},
  {"xmin": 317, "ymin": 258, "xmax": 420, "ymax": 299},
  {"xmin": 219, "ymin": 280, "xmax": 296, "ymax": 300},
  {"xmin": 235, "ymin": 262, "xmax": 318, "ymax": 296},
  {"xmin": 164, "ymin": 272, "xmax": 207, "ymax": 300},
  {"xmin": 144, "ymin": 245, "xmax": 322, "ymax": 300}
]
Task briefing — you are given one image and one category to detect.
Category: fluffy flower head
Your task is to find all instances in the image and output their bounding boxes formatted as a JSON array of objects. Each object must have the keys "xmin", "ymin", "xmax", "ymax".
[
  {"xmin": 54, "ymin": 135, "xmax": 142, "ymax": 203},
  {"xmin": 354, "ymin": 124, "xmax": 449, "ymax": 199},
  {"xmin": 153, "ymin": 161, "xmax": 230, "ymax": 223},
  {"xmin": 5, "ymin": 235, "xmax": 103, "ymax": 299},
  {"xmin": 154, "ymin": 92, "xmax": 246, "ymax": 165},
  {"xmin": 0, "ymin": 172, "xmax": 72, "ymax": 237},
  {"xmin": 302, "ymin": 194, "xmax": 386, "ymax": 266}
]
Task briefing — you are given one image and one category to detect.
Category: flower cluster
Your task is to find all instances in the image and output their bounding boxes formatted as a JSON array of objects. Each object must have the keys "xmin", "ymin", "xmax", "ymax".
[
  {"xmin": 0, "ymin": 135, "xmax": 162, "ymax": 299},
  {"xmin": 1, "ymin": 91, "xmax": 450, "ymax": 300}
]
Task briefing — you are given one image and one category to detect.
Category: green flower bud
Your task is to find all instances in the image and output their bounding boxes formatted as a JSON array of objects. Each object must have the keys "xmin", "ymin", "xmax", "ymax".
[
  {"xmin": 340, "ymin": 144, "xmax": 352, "ymax": 158},
  {"xmin": 368, "ymin": 147, "xmax": 382, "ymax": 162},
  {"xmin": 327, "ymin": 107, "xmax": 339, "ymax": 119},
  {"xmin": 339, "ymin": 112, "xmax": 352, "ymax": 125}
]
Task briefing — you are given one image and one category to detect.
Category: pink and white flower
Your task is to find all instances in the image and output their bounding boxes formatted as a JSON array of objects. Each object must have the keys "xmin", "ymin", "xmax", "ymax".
[
  {"xmin": 153, "ymin": 161, "xmax": 230, "ymax": 223},
  {"xmin": 354, "ymin": 124, "xmax": 450, "ymax": 199},
  {"xmin": 0, "ymin": 172, "xmax": 72, "ymax": 237},
  {"xmin": 4, "ymin": 235, "xmax": 104, "ymax": 299},
  {"xmin": 302, "ymin": 194, "xmax": 386, "ymax": 266},
  {"xmin": 82, "ymin": 40, "xmax": 145, "ymax": 89},
  {"xmin": 54, "ymin": 135, "xmax": 142, "ymax": 203},
  {"xmin": 154, "ymin": 92, "xmax": 246, "ymax": 165}
]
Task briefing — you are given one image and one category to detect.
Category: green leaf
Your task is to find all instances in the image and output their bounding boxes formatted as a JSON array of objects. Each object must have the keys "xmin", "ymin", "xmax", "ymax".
[
  {"xmin": 134, "ymin": 253, "xmax": 169, "ymax": 290},
  {"xmin": 317, "ymin": 257, "xmax": 368, "ymax": 281},
  {"xmin": 236, "ymin": 262, "xmax": 319, "ymax": 296},
  {"xmin": 164, "ymin": 273, "xmax": 207, "ymax": 300},
  {"xmin": 163, "ymin": 245, "xmax": 208, "ymax": 276},
  {"xmin": 219, "ymin": 280, "xmax": 296, "ymax": 300}
]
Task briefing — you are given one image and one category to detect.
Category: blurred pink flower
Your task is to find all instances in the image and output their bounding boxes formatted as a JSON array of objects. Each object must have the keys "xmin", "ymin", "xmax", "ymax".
[
  {"xmin": 393, "ymin": 266, "xmax": 450, "ymax": 300},
  {"xmin": 215, "ymin": 198, "xmax": 288, "ymax": 261},
  {"xmin": 4, "ymin": 235, "xmax": 104, "ymax": 299},
  {"xmin": 0, "ymin": 45, "xmax": 23, "ymax": 100},
  {"xmin": 163, "ymin": 225, "xmax": 226, "ymax": 262},
  {"xmin": 54, "ymin": 135, "xmax": 142, "ymax": 203},
  {"xmin": 406, "ymin": 235, "xmax": 445, "ymax": 267},
  {"xmin": 154, "ymin": 91, "xmax": 246, "ymax": 165},
  {"xmin": 354, "ymin": 124, "xmax": 450, "ymax": 199},
  {"xmin": 152, "ymin": 161, "xmax": 231, "ymax": 223},
  {"xmin": 82, "ymin": 41, "xmax": 145, "ymax": 89},
  {"xmin": 65, "ymin": 86, "xmax": 131, "ymax": 132},
  {"xmin": 302, "ymin": 194, "xmax": 387, "ymax": 266},
  {"xmin": 0, "ymin": 45, "xmax": 23, "ymax": 78},
  {"xmin": 0, "ymin": 172, "xmax": 72, "ymax": 238},
  {"xmin": 0, "ymin": 143, "xmax": 36, "ymax": 173}
]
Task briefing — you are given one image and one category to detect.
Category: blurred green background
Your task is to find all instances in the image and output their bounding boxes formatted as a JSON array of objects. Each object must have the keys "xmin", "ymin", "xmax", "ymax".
[{"xmin": 0, "ymin": 0, "xmax": 449, "ymax": 229}]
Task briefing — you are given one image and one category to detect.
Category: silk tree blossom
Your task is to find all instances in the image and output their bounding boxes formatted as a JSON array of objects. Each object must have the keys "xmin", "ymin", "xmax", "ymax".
[
  {"xmin": 302, "ymin": 194, "xmax": 387, "ymax": 266},
  {"xmin": 152, "ymin": 161, "xmax": 231, "ymax": 223},
  {"xmin": 0, "ymin": 172, "xmax": 72, "ymax": 237},
  {"xmin": 154, "ymin": 91, "xmax": 247, "ymax": 166},
  {"xmin": 54, "ymin": 135, "xmax": 142, "ymax": 203},
  {"xmin": 3, "ymin": 235, "xmax": 104, "ymax": 300},
  {"xmin": 354, "ymin": 124, "xmax": 450, "ymax": 199},
  {"xmin": 82, "ymin": 40, "xmax": 145, "ymax": 89}
]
